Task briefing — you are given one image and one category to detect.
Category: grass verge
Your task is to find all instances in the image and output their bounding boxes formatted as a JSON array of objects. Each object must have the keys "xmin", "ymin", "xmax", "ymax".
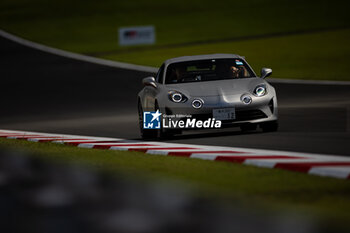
[
  {"xmin": 103, "ymin": 29, "xmax": 350, "ymax": 81},
  {"xmin": 0, "ymin": 0, "xmax": 349, "ymax": 80},
  {"xmin": 1, "ymin": 137, "xmax": 350, "ymax": 226}
]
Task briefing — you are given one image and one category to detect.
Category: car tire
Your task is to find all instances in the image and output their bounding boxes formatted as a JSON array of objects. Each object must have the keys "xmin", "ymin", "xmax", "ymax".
[
  {"xmin": 155, "ymin": 102, "xmax": 170, "ymax": 139},
  {"xmin": 240, "ymin": 123, "xmax": 257, "ymax": 132},
  {"xmin": 261, "ymin": 120, "xmax": 278, "ymax": 132},
  {"xmin": 138, "ymin": 100, "xmax": 157, "ymax": 139},
  {"xmin": 154, "ymin": 102, "xmax": 182, "ymax": 139}
]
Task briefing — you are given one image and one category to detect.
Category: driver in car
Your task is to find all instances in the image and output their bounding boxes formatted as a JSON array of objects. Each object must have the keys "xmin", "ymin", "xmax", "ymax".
[{"xmin": 230, "ymin": 65, "xmax": 241, "ymax": 78}]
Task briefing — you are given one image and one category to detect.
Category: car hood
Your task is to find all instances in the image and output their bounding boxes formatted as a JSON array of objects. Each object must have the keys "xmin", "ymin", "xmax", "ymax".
[{"xmin": 165, "ymin": 78, "xmax": 265, "ymax": 97}]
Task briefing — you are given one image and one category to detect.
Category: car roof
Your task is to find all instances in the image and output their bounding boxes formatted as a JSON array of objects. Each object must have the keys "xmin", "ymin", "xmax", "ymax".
[{"xmin": 164, "ymin": 54, "xmax": 244, "ymax": 65}]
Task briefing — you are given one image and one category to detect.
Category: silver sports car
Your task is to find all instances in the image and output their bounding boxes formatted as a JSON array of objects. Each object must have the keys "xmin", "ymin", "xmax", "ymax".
[{"xmin": 138, "ymin": 54, "xmax": 278, "ymax": 138}]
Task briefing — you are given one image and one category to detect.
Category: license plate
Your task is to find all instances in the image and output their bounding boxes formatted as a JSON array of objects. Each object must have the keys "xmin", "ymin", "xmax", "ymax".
[{"xmin": 212, "ymin": 108, "xmax": 236, "ymax": 120}]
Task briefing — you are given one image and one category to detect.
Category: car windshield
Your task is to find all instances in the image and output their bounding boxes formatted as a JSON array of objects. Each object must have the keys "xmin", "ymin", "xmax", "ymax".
[{"xmin": 165, "ymin": 58, "xmax": 255, "ymax": 84}]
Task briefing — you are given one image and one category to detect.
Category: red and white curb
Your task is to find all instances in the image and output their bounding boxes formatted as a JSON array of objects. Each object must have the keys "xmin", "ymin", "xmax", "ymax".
[{"xmin": 1, "ymin": 129, "xmax": 350, "ymax": 180}]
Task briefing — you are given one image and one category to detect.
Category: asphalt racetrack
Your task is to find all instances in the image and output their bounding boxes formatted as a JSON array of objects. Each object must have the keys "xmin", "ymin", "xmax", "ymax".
[{"xmin": 1, "ymin": 36, "xmax": 349, "ymax": 156}]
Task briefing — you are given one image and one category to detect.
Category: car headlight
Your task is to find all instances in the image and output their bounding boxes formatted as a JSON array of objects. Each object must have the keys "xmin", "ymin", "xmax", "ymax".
[
  {"xmin": 254, "ymin": 85, "xmax": 267, "ymax": 97},
  {"xmin": 168, "ymin": 91, "xmax": 187, "ymax": 103}
]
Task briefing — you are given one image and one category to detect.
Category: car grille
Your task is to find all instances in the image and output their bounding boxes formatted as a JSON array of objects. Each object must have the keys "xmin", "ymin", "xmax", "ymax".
[{"xmin": 235, "ymin": 109, "xmax": 268, "ymax": 121}]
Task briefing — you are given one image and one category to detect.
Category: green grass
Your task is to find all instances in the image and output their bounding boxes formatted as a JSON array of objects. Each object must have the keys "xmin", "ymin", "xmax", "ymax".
[
  {"xmin": 104, "ymin": 29, "xmax": 350, "ymax": 80},
  {"xmin": 0, "ymin": 0, "xmax": 349, "ymax": 80},
  {"xmin": 1, "ymin": 137, "xmax": 350, "ymax": 226}
]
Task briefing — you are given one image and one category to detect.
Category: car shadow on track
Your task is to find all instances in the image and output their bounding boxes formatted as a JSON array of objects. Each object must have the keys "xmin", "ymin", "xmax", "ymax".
[{"xmin": 133, "ymin": 128, "xmax": 267, "ymax": 142}]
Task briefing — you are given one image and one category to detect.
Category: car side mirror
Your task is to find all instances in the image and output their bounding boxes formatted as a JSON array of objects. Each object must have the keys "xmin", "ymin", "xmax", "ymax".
[
  {"xmin": 261, "ymin": 68, "xmax": 272, "ymax": 79},
  {"xmin": 142, "ymin": 77, "xmax": 157, "ymax": 88}
]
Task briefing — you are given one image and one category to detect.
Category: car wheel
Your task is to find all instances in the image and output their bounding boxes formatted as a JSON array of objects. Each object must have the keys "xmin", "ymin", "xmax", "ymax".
[
  {"xmin": 154, "ymin": 102, "xmax": 182, "ymax": 139},
  {"xmin": 138, "ymin": 101, "xmax": 157, "ymax": 139},
  {"xmin": 155, "ymin": 102, "xmax": 167, "ymax": 139},
  {"xmin": 261, "ymin": 120, "xmax": 278, "ymax": 132},
  {"xmin": 240, "ymin": 123, "xmax": 257, "ymax": 132}
]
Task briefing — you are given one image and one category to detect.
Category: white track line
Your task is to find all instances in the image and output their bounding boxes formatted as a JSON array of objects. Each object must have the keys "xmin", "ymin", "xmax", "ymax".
[
  {"xmin": 1, "ymin": 29, "xmax": 349, "ymax": 85},
  {"xmin": 0, "ymin": 29, "xmax": 158, "ymax": 73},
  {"xmin": 1, "ymin": 129, "xmax": 350, "ymax": 179}
]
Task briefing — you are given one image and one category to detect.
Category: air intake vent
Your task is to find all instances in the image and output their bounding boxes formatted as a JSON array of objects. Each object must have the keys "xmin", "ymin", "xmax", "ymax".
[{"xmin": 268, "ymin": 98, "xmax": 274, "ymax": 113}]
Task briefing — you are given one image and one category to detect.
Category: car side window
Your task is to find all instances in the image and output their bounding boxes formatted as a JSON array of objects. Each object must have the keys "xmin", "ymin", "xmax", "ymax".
[{"xmin": 156, "ymin": 64, "xmax": 165, "ymax": 84}]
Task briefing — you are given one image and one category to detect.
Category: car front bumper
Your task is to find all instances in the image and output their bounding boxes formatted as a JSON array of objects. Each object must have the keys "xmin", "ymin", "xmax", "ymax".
[{"xmin": 160, "ymin": 94, "xmax": 278, "ymax": 128}]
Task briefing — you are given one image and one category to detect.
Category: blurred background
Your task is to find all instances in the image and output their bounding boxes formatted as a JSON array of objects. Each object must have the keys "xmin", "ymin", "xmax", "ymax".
[
  {"xmin": 0, "ymin": 0, "xmax": 349, "ymax": 80},
  {"xmin": 0, "ymin": 0, "xmax": 350, "ymax": 232}
]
